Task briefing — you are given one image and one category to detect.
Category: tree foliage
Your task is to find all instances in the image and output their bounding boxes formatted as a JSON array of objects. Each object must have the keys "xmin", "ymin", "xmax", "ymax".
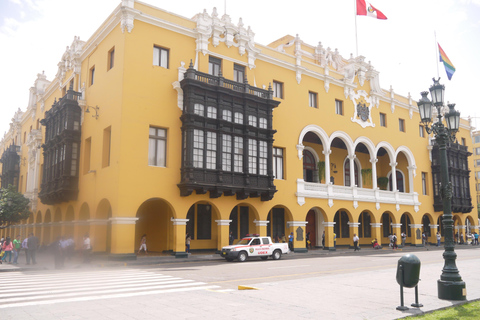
[{"xmin": 0, "ymin": 185, "xmax": 31, "ymax": 229}]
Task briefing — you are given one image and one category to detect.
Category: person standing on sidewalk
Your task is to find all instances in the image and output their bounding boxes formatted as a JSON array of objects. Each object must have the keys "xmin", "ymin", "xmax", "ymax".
[
  {"xmin": 392, "ymin": 233, "xmax": 398, "ymax": 250},
  {"xmin": 83, "ymin": 233, "xmax": 92, "ymax": 263},
  {"xmin": 27, "ymin": 233, "xmax": 39, "ymax": 265},
  {"xmin": 322, "ymin": 231, "xmax": 325, "ymax": 248},
  {"xmin": 401, "ymin": 232, "xmax": 406, "ymax": 247},
  {"xmin": 353, "ymin": 233, "xmax": 359, "ymax": 251},
  {"xmin": 138, "ymin": 234, "xmax": 148, "ymax": 255},
  {"xmin": 12, "ymin": 235, "xmax": 21, "ymax": 264},
  {"xmin": 288, "ymin": 232, "xmax": 294, "ymax": 251},
  {"xmin": 436, "ymin": 232, "xmax": 441, "ymax": 246},
  {"xmin": 22, "ymin": 236, "xmax": 29, "ymax": 264}
]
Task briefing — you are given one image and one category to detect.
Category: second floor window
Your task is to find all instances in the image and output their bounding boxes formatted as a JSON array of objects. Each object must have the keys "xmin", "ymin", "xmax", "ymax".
[
  {"xmin": 380, "ymin": 113, "xmax": 386, "ymax": 127},
  {"xmin": 209, "ymin": 56, "xmax": 221, "ymax": 76},
  {"xmin": 153, "ymin": 46, "xmax": 169, "ymax": 68},
  {"xmin": 273, "ymin": 147, "xmax": 284, "ymax": 179},
  {"xmin": 309, "ymin": 92, "xmax": 318, "ymax": 108},
  {"xmin": 335, "ymin": 100, "xmax": 343, "ymax": 115},
  {"xmin": 90, "ymin": 66, "xmax": 95, "ymax": 86},
  {"xmin": 148, "ymin": 127, "xmax": 167, "ymax": 167},
  {"xmin": 273, "ymin": 81, "xmax": 283, "ymax": 99},
  {"xmin": 399, "ymin": 118, "xmax": 405, "ymax": 132},
  {"xmin": 419, "ymin": 125, "xmax": 425, "ymax": 137},
  {"xmin": 234, "ymin": 64, "xmax": 245, "ymax": 83},
  {"xmin": 422, "ymin": 172, "xmax": 428, "ymax": 195}
]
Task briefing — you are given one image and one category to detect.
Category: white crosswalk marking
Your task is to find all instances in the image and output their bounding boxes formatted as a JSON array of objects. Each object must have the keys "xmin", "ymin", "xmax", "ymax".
[{"xmin": 0, "ymin": 269, "xmax": 219, "ymax": 309}]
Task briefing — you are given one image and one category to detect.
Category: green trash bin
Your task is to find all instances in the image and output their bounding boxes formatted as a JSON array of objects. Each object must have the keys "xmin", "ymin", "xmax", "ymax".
[{"xmin": 396, "ymin": 254, "xmax": 421, "ymax": 288}]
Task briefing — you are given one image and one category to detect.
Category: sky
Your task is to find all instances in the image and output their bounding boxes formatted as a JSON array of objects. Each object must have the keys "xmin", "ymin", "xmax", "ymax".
[{"xmin": 1, "ymin": 0, "xmax": 480, "ymax": 137}]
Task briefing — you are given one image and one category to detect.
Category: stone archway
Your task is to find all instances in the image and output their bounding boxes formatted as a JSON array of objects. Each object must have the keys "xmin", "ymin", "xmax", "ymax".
[
  {"xmin": 136, "ymin": 198, "xmax": 175, "ymax": 253},
  {"xmin": 228, "ymin": 204, "xmax": 259, "ymax": 243}
]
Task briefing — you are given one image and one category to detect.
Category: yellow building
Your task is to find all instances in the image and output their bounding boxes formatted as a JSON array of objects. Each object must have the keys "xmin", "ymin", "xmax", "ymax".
[
  {"xmin": 472, "ymin": 130, "xmax": 480, "ymax": 223},
  {"xmin": 0, "ymin": 0, "xmax": 478, "ymax": 259}
]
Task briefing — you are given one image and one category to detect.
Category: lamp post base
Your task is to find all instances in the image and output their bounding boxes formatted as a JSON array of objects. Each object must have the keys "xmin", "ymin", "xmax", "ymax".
[{"xmin": 438, "ymin": 280, "xmax": 466, "ymax": 301}]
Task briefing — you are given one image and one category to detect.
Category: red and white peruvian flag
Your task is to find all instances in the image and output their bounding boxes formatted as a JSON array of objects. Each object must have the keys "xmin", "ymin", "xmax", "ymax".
[{"xmin": 356, "ymin": 0, "xmax": 388, "ymax": 20}]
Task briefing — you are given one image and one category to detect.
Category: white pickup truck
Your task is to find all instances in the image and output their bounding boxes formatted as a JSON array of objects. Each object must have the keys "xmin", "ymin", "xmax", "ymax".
[{"xmin": 220, "ymin": 234, "xmax": 290, "ymax": 262}]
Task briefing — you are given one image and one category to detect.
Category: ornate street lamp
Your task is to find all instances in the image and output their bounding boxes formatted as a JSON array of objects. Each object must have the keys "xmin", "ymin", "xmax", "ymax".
[{"xmin": 417, "ymin": 78, "xmax": 465, "ymax": 301}]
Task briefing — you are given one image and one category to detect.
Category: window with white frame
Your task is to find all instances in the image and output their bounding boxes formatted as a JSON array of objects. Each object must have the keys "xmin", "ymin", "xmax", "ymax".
[
  {"xmin": 222, "ymin": 110, "xmax": 232, "ymax": 122},
  {"xmin": 248, "ymin": 139, "xmax": 258, "ymax": 174},
  {"xmin": 194, "ymin": 103, "xmax": 204, "ymax": 116},
  {"xmin": 335, "ymin": 100, "xmax": 343, "ymax": 115},
  {"xmin": 475, "ymin": 135, "xmax": 480, "ymax": 144},
  {"xmin": 148, "ymin": 127, "xmax": 167, "ymax": 167},
  {"xmin": 259, "ymin": 141, "xmax": 267, "ymax": 175},
  {"xmin": 207, "ymin": 106, "xmax": 217, "ymax": 119},
  {"xmin": 273, "ymin": 147, "xmax": 284, "ymax": 179},
  {"xmin": 206, "ymin": 132, "xmax": 216, "ymax": 169},
  {"xmin": 309, "ymin": 91, "xmax": 318, "ymax": 108},
  {"xmin": 234, "ymin": 137, "xmax": 243, "ymax": 172},
  {"xmin": 234, "ymin": 112, "xmax": 243, "ymax": 124},
  {"xmin": 153, "ymin": 46, "xmax": 169, "ymax": 68},
  {"xmin": 193, "ymin": 129, "xmax": 204, "ymax": 168},
  {"xmin": 259, "ymin": 118, "xmax": 267, "ymax": 129},
  {"xmin": 476, "ymin": 147, "xmax": 480, "ymax": 155},
  {"xmin": 222, "ymin": 135, "xmax": 232, "ymax": 171},
  {"xmin": 248, "ymin": 115, "xmax": 257, "ymax": 127}
]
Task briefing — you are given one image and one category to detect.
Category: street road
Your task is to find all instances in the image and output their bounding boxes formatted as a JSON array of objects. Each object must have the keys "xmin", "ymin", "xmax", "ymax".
[{"xmin": 1, "ymin": 248, "xmax": 479, "ymax": 319}]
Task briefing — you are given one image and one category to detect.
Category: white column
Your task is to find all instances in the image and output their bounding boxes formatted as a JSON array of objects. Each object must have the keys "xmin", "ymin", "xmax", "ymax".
[
  {"xmin": 390, "ymin": 162, "xmax": 398, "ymax": 191},
  {"xmin": 323, "ymin": 149, "xmax": 332, "ymax": 184},
  {"xmin": 370, "ymin": 157, "xmax": 378, "ymax": 189},
  {"xmin": 349, "ymin": 155, "xmax": 356, "ymax": 187}
]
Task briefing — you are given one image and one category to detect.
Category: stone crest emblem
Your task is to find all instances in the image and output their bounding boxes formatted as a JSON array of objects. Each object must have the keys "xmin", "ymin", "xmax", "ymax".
[{"xmin": 356, "ymin": 102, "xmax": 369, "ymax": 122}]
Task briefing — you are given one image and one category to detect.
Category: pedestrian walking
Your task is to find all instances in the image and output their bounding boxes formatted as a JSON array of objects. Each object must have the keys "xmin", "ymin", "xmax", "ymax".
[
  {"xmin": 185, "ymin": 233, "xmax": 191, "ymax": 253},
  {"xmin": 474, "ymin": 232, "xmax": 479, "ymax": 245},
  {"xmin": 322, "ymin": 231, "xmax": 325, "ymax": 248},
  {"xmin": 306, "ymin": 232, "xmax": 311, "ymax": 249},
  {"xmin": 401, "ymin": 232, "xmax": 406, "ymax": 247},
  {"xmin": 27, "ymin": 233, "xmax": 39, "ymax": 265},
  {"xmin": 1, "ymin": 237, "xmax": 13, "ymax": 263},
  {"xmin": 12, "ymin": 235, "xmax": 22, "ymax": 264},
  {"xmin": 353, "ymin": 233, "xmax": 359, "ymax": 251},
  {"xmin": 436, "ymin": 232, "xmax": 441, "ymax": 246},
  {"xmin": 22, "ymin": 236, "xmax": 29, "ymax": 264},
  {"xmin": 288, "ymin": 232, "xmax": 294, "ymax": 251},
  {"xmin": 392, "ymin": 233, "xmax": 398, "ymax": 250},
  {"xmin": 333, "ymin": 232, "xmax": 337, "ymax": 249},
  {"xmin": 138, "ymin": 234, "xmax": 148, "ymax": 254},
  {"xmin": 83, "ymin": 233, "xmax": 92, "ymax": 263}
]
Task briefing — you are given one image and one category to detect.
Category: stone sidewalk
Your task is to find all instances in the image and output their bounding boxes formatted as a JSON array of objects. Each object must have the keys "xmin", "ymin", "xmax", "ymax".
[{"xmin": 0, "ymin": 242, "xmax": 477, "ymax": 272}]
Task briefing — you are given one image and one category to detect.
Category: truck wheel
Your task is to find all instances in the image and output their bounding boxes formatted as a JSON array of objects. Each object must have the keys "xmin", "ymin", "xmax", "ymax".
[
  {"xmin": 238, "ymin": 251, "xmax": 248, "ymax": 262},
  {"xmin": 260, "ymin": 256, "xmax": 268, "ymax": 260},
  {"xmin": 272, "ymin": 250, "xmax": 282, "ymax": 260}
]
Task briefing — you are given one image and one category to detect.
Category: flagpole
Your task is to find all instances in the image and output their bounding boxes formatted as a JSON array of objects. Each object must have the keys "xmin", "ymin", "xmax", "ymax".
[
  {"xmin": 355, "ymin": 0, "xmax": 358, "ymax": 57},
  {"xmin": 434, "ymin": 31, "xmax": 440, "ymax": 78}
]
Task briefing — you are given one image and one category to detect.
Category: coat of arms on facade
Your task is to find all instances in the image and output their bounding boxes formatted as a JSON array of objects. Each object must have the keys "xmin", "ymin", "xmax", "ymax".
[
  {"xmin": 356, "ymin": 102, "xmax": 369, "ymax": 122},
  {"xmin": 350, "ymin": 90, "xmax": 378, "ymax": 128}
]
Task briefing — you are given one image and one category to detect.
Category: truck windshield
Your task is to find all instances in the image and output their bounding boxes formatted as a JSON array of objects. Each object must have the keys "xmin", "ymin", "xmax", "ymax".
[{"xmin": 237, "ymin": 239, "xmax": 251, "ymax": 245}]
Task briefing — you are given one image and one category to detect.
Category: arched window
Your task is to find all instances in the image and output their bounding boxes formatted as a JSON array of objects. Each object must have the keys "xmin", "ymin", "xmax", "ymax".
[
  {"xmin": 358, "ymin": 211, "xmax": 371, "ymax": 238},
  {"xmin": 344, "ymin": 159, "xmax": 359, "ymax": 187},
  {"xmin": 334, "ymin": 210, "xmax": 350, "ymax": 238},
  {"xmin": 389, "ymin": 170, "xmax": 405, "ymax": 192},
  {"xmin": 303, "ymin": 150, "xmax": 317, "ymax": 182}
]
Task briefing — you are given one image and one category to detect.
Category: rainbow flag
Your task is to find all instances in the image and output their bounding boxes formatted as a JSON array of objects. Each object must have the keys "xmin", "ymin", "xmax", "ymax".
[{"xmin": 438, "ymin": 43, "xmax": 455, "ymax": 80}]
